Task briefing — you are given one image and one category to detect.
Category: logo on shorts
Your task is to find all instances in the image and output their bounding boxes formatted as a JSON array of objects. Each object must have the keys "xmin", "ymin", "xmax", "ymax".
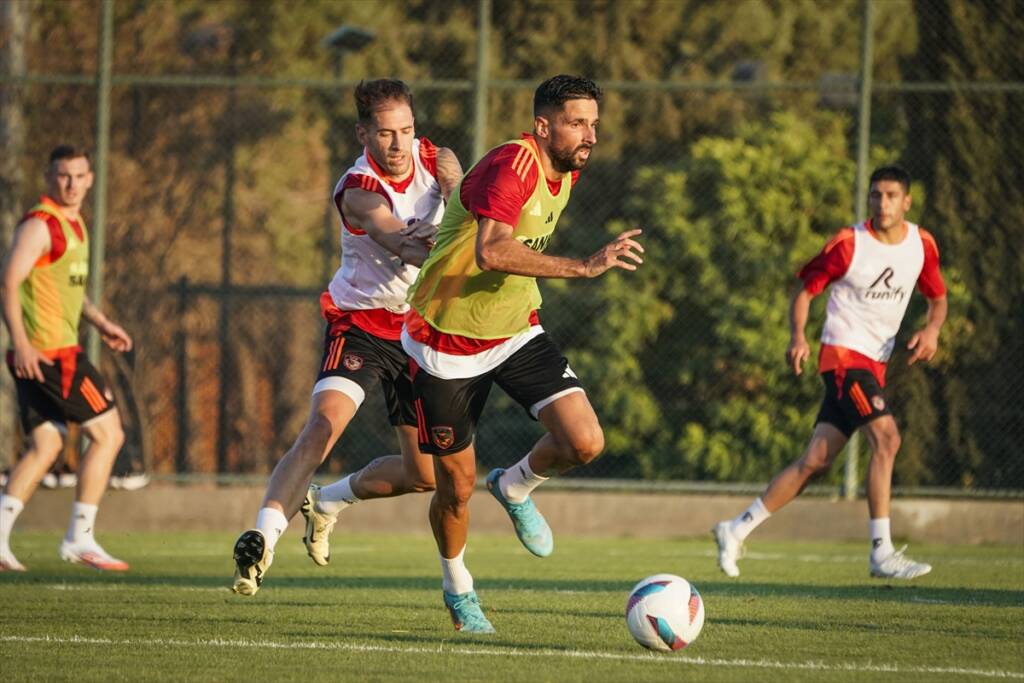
[
  {"xmin": 871, "ymin": 395, "xmax": 886, "ymax": 411},
  {"xmin": 431, "ymin": 426, "xmax": 455, "ymax": 450},
  {"xmin": 342, "ymin": 354, "xmax": 364, "ymax": 371}
]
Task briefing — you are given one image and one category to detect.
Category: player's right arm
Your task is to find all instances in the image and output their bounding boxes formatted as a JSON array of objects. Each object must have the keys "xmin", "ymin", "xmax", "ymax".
[
  {"xmin": 341, "ymin": 188, "xmax": 434, "ymax": 267},
  {"xmin": 787, "ymin": 228, "xmax": 854, "ymax": 375},
  {"xmin": 476, "ymin": 219, "xmax": 643, "ymax": 278},
  {"xmin": 0, "ymin": 217, "xmax": 55, "ymax": 381}
]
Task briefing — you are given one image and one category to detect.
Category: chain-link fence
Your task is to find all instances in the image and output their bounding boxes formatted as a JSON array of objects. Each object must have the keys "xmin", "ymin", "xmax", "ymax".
[{"xmin": 1, "ymin": 0, "xmax": 1021, "ymax": 496}]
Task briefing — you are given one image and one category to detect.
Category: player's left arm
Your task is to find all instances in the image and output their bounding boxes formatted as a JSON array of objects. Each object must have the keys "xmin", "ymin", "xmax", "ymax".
[
  {"xmin": 907, "ymin": 229, "xmax": 947, "ymax": 365},
  {"xmin": 435, "ymin": 147, "xmax": 463, "ymax": 202},
  {"xmin": 907, "ymin": 294, "xmax": 947, "ymax": 365},
  {"xmin": 81, "ymin": 297, "xmax": 133, "ymax": 352}
]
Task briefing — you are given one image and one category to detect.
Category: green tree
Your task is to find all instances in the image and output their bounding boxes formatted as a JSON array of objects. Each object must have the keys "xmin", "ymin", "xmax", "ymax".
[
  {"xmin": 902, "ymin": 0, "xmax": 1024, "ymax": 488},
  {"xmin": 572, "ymin": 111, "xmax": 854, "ymax": 480}
]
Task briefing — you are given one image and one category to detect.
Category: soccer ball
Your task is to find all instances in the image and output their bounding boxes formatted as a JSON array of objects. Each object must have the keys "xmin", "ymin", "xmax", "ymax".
[{"xmin": 625, "ymin": 573, "xmax": 705, "ymax": 651}]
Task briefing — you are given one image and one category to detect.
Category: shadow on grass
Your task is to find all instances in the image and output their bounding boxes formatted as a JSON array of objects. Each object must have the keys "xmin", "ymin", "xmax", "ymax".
[{"xmin": 3, "ymin": 571, "xmax": 1022, "ymax": 609}]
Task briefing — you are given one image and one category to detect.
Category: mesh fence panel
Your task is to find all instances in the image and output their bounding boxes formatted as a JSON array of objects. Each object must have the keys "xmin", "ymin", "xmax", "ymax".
[{"xmin": 1, "ymin": 0, "xmax": 1021, "ymax": 494}]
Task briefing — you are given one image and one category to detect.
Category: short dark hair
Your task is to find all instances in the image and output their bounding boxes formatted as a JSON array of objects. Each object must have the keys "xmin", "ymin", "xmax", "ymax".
[
  {"xmin": 49, "ymin": 145, "xmax": 91, "ymax": 166},
  {"xmin": 869, "ymin": 165, "xmax": 911, "ymax": 193},
  {"xmin": 533, "ymin": 75, "xmax": 603, "ymax": 116},
  {"xmin": 354, "ymin": 79, "xmax": 414, "ymax": 124}
]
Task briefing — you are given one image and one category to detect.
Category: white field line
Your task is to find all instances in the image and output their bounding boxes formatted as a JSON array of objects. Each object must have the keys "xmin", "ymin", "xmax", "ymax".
[
  {"xmin": 1, "ymin": 634, "xmax": 1021, "ymax": 679},
  {"xmin": 636, "ymin": 548, "xmax": 1024, "ymax": 567}
]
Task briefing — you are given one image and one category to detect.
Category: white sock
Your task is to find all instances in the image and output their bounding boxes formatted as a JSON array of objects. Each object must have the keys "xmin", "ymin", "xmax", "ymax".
[
  {"xmin": 255, "ymin": 507, "xmax": 289, "ymax": 552},
  {"xmin": 729, "ymin": 497, "xmax": 771, "ymax": 542},
  {"xmin": 870, "ymin": 518, "xmax": 895, "ymax": 561},
  {"xmin": 499, "ymin": 453, "xmax": 548, "ymax": 504},
  {"xmin": 66, "ymin": 502, "xmax": 98, "ymax": 545},
  {"xmin": 317, "ymin": 475, "xmax": 360, "ymax": 515},
  {"xmin": 440, "ymin": 547, "xmax": 474, "ymax": 595},
  {"xmin": 0, "ymin": 495, "xmax": 25, "ymax": 546}
]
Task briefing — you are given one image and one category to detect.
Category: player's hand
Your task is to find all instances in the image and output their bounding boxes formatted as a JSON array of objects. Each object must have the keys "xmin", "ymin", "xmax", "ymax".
[
  {"xmin": 99, "ymin": 321, "xmax": 133, "ymax": 352},
  {"xmin": 12, "ymin": 343, "xmax": 53, "ymax": 382},
  {"xmin": 400, "ymin": 219, "xmax": 438, "ymax": 249},
  {"xmin": 583, "ymin": 228, "xmax": 644, "ymax": 278},
  {"xmin": 786, "ymin": 337, "xmax": 811, "ymax": 375},
  {"xmin": 907, "ymin": 326, "xmax": 940, "ymax": 365}
]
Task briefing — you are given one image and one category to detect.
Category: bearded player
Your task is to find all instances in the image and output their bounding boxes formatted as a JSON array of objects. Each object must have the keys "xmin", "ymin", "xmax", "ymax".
[{"xmin": 402, "ymin": 75, "xmax": 644, "ymax": 632}]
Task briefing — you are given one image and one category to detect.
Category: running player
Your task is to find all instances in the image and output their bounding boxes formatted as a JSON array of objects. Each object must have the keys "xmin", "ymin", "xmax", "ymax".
[
  {"xmin": 713, "ymin": 165, "xmax": 947, "ymax": 580},
  {"xmin": 0, "ymin": 145, "xmax": 132, "ymax": 572},
  {"xmin": 402, "ymin": 75, "xmax": 644, "ymax": 632},
  {"xmin": 231, "ymin": 79, "xmax": 463, "ymax": 595}
]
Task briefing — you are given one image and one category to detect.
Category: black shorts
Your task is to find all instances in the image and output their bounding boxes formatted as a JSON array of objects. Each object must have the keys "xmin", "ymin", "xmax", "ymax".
[
  {"xmin": 815, "ymin": 369, "xmax": 892, "ymax": 437},
  {"xmin": 314, "ymin": 324, "xmax": 416, "ymax": 427},
  {"xmin": 412, "ymin": 333, "xmax": 584, "ymax": 455},
  {"xmin": 6, "ymin": 350, "xmax": 117, "ymax": 435}
]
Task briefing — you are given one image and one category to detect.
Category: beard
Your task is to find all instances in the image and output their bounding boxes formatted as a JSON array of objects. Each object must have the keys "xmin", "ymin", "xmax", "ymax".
[{"xmin": 549, "ymin": 142, "xmax": 592, "ymax": 173}]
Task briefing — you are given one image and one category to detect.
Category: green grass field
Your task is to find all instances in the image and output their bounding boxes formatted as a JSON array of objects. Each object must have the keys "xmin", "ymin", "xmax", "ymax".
[{"xmin": 1, "ymin": 531, "xmax": 1021, "ymax": 682}]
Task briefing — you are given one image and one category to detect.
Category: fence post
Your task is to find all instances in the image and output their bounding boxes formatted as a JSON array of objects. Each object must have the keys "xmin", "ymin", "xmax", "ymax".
[
  {"xmin": 844, "ymin": 0, "xmax": 876, "ymax": 501},
  {"xmin": 472, "ymin": 0, "xmax": 492, "ymax": 163},
  {"xmin": 87, "ymin": 0, "xmax": 114, "ymax": 364},
  {"xmin": 175, "ymin": 276, "xmax": 189, "ymax": 474}
]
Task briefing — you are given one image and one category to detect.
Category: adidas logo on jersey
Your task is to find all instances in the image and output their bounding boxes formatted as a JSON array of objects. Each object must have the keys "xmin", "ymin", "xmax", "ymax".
[{"xmin": 545, "ymin": 212, "xmax": 554, "ymax": 224}]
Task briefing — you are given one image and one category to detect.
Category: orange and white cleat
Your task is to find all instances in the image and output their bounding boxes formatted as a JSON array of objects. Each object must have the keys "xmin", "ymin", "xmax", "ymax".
[{"xmin": 59, "ymin": 540, "xmax": 129, "ymax": 571}]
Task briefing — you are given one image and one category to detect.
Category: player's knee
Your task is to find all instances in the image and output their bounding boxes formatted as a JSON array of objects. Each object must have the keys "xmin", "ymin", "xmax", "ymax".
[
  {"xmin": 874, "ymin": 430, "xmax": 901, "ymax": 460},
  {"xmin": 300, "ymin": 412, "xmax": 340, "ymax": 451},
  {"xmin": 436, "ymin": 476, "xmax": 473, "ymax": 509},
  {"xmin": 90, "ymin": 418, "xmax": 125, "ymax": 450},
  {"xmin": 797, "ymin": 451, "xmax": 832, "ymax": 477},
  {"xmin": 562, "ymin": 426, "xmax": 605, "ymax": 466}
]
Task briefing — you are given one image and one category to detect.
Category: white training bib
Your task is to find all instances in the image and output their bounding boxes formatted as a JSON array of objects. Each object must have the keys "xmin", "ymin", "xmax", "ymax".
[
  {"xmin": 328, "ymin": 138, "xmax": 444, "ymax": 313},
  {"xmin": 821, "ymin": 221, "xmax": 925, "ymax": 362}
]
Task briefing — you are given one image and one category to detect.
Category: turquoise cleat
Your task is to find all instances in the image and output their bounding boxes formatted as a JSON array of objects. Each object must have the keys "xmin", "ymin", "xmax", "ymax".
[
  {"xmin": 485, "ymin": 468, "xmax": 553, "ymax": 557},
  {"xmin": 443, "ymin": 591, "xmax": 496, "ymax": 633}
]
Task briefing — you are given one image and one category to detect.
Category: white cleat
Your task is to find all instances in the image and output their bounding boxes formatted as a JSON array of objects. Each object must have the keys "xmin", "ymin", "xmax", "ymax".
[
  {"xmin": 870, "ymin": 546, "xmax": 932, "ymax": 579},
  {"xmin": 59, "ymin": 539, "xmax": 129, "ymax": 571},
  {"xmin": 0, "ymin": 545, "xmax": 27, "ymax": 572},
  {"xmin": 712, "ymin": 521, "xmax": 743, "ymax": 578},
  {"xmin": 300, "ymin": 485, "xmax": 338, "ymax": 567},
  {"xmin": 232, "ymin": 529, "xmax": 273, "ymax": 595}
]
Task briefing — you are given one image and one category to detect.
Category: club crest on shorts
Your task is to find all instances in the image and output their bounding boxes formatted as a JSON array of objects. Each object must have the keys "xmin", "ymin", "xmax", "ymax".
[
  {"xmin": 431, "ymin": 426, "xmax": 455, "ymax": 450},
  {"xmin": 342, "ymin": 353, "xmax": 364, "ymax": 371},
  {"xmin": 872, "ymin": 395, "xmax": 886, "ymax": 411}
]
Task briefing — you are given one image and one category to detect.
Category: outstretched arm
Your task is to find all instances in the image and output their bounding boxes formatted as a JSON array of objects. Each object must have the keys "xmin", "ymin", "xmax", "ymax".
[
  {"xmin": 786, "ymin": 283, "xmax": 815, "ymax": 375},
  {"xmin": 907, "ymin": 295, "xmax": 947, "ymax": 365},
  {"xmin": 475, "ymin": 218, "xmax": 643, "ymax": 279},
  {"xmin": 1, "ymin": 217, "xmax": 54, "ymax": 381}
]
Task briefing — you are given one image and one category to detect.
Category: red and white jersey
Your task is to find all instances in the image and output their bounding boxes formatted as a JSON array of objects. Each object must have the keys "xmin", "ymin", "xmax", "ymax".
[
  {"xmin": 327, "ymin": 138, "xmax": 445, "ymax": 334},
  {"xmin": 799, "ymin": 220, "xmax": 945, "ymax": 373}
]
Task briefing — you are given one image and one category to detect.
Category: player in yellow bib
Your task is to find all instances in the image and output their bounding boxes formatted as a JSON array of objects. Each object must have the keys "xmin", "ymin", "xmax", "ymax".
[
  {"xmin": 401, "ymin": 75, "xmax": 645, "ymax": 632},
  {"xmin": 0, "ymin": 146, "xmax": 133, "ymax": 572}
]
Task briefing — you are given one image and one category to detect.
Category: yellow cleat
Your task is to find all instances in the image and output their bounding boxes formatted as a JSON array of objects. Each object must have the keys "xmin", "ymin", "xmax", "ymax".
[{"xmin": 300, "ymin": 485, "xmax": 338, "ymax": 567}]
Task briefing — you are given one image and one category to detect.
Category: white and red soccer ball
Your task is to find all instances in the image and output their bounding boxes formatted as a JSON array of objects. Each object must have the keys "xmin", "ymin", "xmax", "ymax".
[{"xmin": 625, "ymin": 573, "xmax": 705, "ymax": 651}]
